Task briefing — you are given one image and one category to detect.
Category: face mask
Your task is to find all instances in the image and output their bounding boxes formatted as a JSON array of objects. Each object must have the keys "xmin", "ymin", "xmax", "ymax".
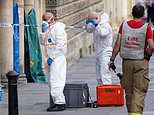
[
  {"xmin": 42, "ymin": 15, "xmax": 55, "ymax": 32},
  {"xmin": 85, "ymin": 22, "xmax": 96, "ymax": 33},
  {"xmin": 86, "ymin": 19, "xmax": 98, "ymax": 27}
]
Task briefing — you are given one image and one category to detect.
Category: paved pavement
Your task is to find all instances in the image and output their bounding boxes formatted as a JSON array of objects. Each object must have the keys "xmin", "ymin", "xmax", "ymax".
[
  {"xmin": 1, "ymin": 32, "xmax": 154, "ymax": 115},
  {"xmin": 0, "ymin": 53, "xmax": 154, "ymax": 115}
]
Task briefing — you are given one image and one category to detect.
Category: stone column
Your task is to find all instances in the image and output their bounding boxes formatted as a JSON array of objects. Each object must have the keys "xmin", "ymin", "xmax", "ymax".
[
  {"xmin": 13, "ymin": 0, "xmax": 27, "ymax": 84},
  {"xmin": 34, "ymin": 0, "xmax": 46, "ymax": 32},
  {"xmin": 117, "ymin": 0, "xmax": 123, "ymax": 24},
  {"xmin": 24, "ymin": 0, "xmax": 34, "ymax": 13},
  {"xmin": 127, "ymin": 0, "xmax": 133, "ymax": 18},
  {"xmin": 34, "ymin": 0, "xmax": 40, "ymax": 32},
  {"xmin": 0, "ymin": 0, "xmax": 13, "ymax": 84},
  {"xmin": 122, "ymin": 0, "xmax": 128, "ymax": 20},
  {"xmin": 35, "ymin": 0, "xmax": 46, "ymax": 67}
]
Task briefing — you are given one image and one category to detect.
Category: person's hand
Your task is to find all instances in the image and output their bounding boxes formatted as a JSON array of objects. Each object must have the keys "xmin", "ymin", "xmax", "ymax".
[
  {"xmin": 144, "ymin": 48, "xmax": 153, "ymax": 61},
  {"xmin": 108, "ymin": 60, "xmax": 116, "ymax": 73},
  {"xmin": 42, "ymin": 21, "xmax": 49, "ymax": 33},
  {"xmin": 108, "ymin": 60, "xmax": 113, "ymax": 69},
  {"xmin": 146, "ymin": 48, "xmax": 153, "ymax": 56},
  {"xmin": 85, "ymin": 22, "xmax": 96, "ymax": 33},
  {"xmin": 47, "ymin": 57, "xmax": 53, "ymax": 66}
]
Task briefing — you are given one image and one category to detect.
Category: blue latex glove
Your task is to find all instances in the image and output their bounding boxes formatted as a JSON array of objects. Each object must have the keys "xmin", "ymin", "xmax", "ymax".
[
  {"xmin": 47, "ymin": 57, "xmax": 53, "ymax": 66},
  {"xmin": 42, "ymin": 21, "xmax": 49, "ymax": 32}
]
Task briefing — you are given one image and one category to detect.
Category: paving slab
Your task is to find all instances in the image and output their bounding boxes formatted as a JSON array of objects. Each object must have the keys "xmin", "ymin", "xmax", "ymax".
[
  {"xmin": 0, "ymin": 54, "xmax": 154, "ymax": 115},
  {"xmin": 1, "ymin": 34, "xmax": 154, "ymax": 115}
]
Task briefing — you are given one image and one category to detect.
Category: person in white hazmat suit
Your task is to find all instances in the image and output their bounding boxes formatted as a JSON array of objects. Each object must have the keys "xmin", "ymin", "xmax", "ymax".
[
  {"xmin": 85, "ymin": 12, "xmax": 113, "ymax": 85},
  {"xmin": 40, "ymin": 12, "xmax": 67, "ymax": 111}
]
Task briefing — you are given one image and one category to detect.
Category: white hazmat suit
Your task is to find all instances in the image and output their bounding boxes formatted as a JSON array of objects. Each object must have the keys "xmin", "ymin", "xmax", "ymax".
[
  {"xmin": 40, "ymin": 22, "xmax": 67, "ymax": 105},
  {"xmin": 93, "ymin": 13, "xmax": 113, "ymax": 85}
]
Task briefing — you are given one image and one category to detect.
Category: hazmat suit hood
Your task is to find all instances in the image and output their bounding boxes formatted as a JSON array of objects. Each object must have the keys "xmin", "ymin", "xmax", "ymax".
[{"xmin": 100, "ymin": 12, "xmax": 110, "ymax": 24}]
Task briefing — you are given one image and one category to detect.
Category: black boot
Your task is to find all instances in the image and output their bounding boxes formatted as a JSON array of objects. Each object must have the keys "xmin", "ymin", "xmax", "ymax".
[
  {"xmin": 46, "ymin": 104, "xmax": 55, "ymax": 112},
  {"xmin": 47, "ymin": 104, "xmax": 66, "ymax": 112},
  {"xmin": 46, "ymin": 94, "xmax": 55, "ymax": 111}
]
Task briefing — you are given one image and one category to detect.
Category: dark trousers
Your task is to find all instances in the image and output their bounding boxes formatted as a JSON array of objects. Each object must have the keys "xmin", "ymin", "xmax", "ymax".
[{"xmin": 122, "ymin": 59, "xmax": 149, "ymax": 114}]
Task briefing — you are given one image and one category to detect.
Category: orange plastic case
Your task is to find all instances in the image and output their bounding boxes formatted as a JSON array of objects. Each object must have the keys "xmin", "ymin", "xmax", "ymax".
[{"xmin": 96, "ymin": 84, "xmax": 124, "ymax": 106}]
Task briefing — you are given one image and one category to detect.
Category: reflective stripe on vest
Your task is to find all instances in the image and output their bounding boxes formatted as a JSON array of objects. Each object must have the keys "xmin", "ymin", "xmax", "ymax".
[
  {"xmin": 128, "ymin": 112, "xmax": 142, "ymax": 115},
  {"xmin": 120, "ymin": 21, "xmax": 148, "ymax": 59},
  {"xmin": 42, "ymin": 41, "xmax": 67, "ymax": 47}
]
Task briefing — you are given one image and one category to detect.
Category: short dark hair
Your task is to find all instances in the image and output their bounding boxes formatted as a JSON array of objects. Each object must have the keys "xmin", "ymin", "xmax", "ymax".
[{"xmin": 132, "ymin": 4, "xmax": 145, "ymax": 18}]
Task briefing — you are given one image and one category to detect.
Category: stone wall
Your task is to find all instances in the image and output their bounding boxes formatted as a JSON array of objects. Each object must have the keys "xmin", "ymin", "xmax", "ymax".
[
  {"xmin": 45, "ymin": 0, "xmax": 104, "ymax": 65},
  {"xmin": 0, "ymin": 0, "xmax": 13, "ymax": 83}
]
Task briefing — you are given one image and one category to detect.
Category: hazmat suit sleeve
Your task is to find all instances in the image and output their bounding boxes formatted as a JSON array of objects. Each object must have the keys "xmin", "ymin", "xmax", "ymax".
[
  {"xmin": 39, "ymin": 21, "xmax": 49, "ymax": 45},
  {"xmin": 51, "ymin": 22, "xmax": 67, "ymax": 59},
  {"xmin": 95, "ymin": 24, "xmax": 110, "ymax": 37},
  {"xmin": 39, "ymin": 32, "xmax": 46, "ymax": 45},
  {"xmin": 95, "ymin": 12, "xmax": 111, "ymax": 37}
]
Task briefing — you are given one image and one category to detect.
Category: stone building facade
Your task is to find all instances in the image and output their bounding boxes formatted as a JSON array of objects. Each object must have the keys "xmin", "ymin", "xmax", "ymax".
[{"xmin": 0, "ymin": 0, "xmax": 135, "ymax": 84}]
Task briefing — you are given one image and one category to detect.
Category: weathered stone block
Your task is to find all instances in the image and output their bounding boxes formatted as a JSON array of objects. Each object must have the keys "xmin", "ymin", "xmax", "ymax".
[
  {"xmin": 46, "ymin": 0, "xmax": 102, "ymax": 19},
  {"xmin": 45, "ymin": 0, "xmax": 104, "ymax": 66},
  {"xmin": 46, "ymin": 0, "xmax": 76, "ymax": 7},
  {"xmin": 67, "ymin": 31, "xmax": 93, "ymax": 66},
  {"xmin": 58, "ymin": 2, "xmax": 104, "ymax": 39}
]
